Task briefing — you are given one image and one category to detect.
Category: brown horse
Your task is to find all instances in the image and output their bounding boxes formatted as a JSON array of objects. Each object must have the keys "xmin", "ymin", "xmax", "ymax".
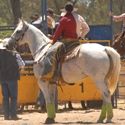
[{"xmin": 112, "ymin": 31, "xmax": 125, "ymax": 58}]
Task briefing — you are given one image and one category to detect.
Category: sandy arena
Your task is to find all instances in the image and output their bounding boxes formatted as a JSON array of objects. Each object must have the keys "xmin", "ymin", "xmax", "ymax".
[{"xmin": 0, "ymin": 99, "xmax": 125, "ymax": 125}]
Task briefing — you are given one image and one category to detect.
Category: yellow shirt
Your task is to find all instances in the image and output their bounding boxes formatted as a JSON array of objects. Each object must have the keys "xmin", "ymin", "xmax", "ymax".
[{"xmin": 47, "ymin": 16, "xmax": 55, "ymax": 29}]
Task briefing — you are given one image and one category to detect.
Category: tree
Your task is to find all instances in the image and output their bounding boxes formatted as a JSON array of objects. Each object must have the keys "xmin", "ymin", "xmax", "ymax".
[
  {"xmin": 0, "ymin": 0, "xmax": 125, "ymax": 32},
  {"xmin": 10, "ymin": 0, "xmax": 22, "ymax": 25}
]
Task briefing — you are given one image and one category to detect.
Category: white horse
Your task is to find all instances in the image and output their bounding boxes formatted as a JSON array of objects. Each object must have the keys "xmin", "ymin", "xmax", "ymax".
[{"xmin": 6, "ymin": 19, "xmax": 121, "ymax": 124}]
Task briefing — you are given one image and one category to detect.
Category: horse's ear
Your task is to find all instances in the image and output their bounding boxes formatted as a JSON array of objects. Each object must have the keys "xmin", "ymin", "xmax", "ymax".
[
  {"xmin": 18, "ymin": 17, "xmax": 25, "ymax": 24},
  {"xmin": 19, "ymin": 17, "xmax": 27, "ymax": 26},
  {"xmin": 22, "ymin": 19, "xmax": 27, "ymax": 27},
  {"xmin": 18, "ymin": 18, "xmax": 21, "ymax": 23},
  {"xmin": 21, "ymin": 17, "xmax": 24, "ymax": 22}
]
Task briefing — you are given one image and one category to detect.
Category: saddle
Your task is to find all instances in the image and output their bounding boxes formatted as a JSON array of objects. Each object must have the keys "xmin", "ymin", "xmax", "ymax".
[
  {"xmin": 57, "ymin": 45, "xmax": 81, "ymax": 85},
  {"xmin": 64, "ymin": 45, "xmax": 81, "ymax": 61},
  {"xmin": 39, "ymin": 41, "xmax": 81, "ymax": 84}
]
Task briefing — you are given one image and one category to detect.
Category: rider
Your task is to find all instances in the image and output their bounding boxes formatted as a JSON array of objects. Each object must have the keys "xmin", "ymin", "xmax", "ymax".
[
  {"xmin": 110, "ymin": 12, "xmax": 125, "ymax": 31},
  {"xmin": 42, "ymin": 2, "xmax": 90, "ymax": 83},
  {"xmin": 109, "ymin": 12, "xmax": 125, "ymax": 58},
  {"xmin": 51, "ymin": 2, "xmax": 90, "ymax": 43}
]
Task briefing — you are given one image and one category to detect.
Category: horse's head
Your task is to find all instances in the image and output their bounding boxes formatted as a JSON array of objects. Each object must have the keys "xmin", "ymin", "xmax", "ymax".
[
  {"xmin": 6, "ymin": 19, "xmax": 28, "ymax": 49},
  {"xmin": 112, "ymin": 31, "xmax": 125, "ymax": 58}
]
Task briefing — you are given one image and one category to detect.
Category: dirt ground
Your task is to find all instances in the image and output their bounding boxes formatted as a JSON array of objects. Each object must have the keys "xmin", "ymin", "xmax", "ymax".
[{"xmin": 0, "ymin": 99, "xmax": 125, "ymax": 125}]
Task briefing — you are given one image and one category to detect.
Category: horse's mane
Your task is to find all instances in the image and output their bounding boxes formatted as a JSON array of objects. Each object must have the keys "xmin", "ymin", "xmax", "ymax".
[
  {"xmin": 114, "ymin": 31, "xmax": 125, "ymax": 43},
  {"xmin": 26, "ymin": 22, "xmax": 50, "ymax": 43},
  {"xmin": 113, "ymin": 30, "xmax": 125, "ymax": 58}
]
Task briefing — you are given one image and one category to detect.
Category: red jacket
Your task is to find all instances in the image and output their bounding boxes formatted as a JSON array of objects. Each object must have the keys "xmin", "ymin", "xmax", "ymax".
[{"xmin": 52, "ymin": 12, "xmax": 78, "ymax": 43}]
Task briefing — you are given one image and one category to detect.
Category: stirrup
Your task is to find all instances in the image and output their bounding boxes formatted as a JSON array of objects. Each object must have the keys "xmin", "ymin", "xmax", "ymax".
[
  {"xmin": 49, "ymin": 80, "xmax": 57, "ymax": 84},
  {"xmin": 41, "ymin": 72, "xmax": 53, "ymax": 81}
]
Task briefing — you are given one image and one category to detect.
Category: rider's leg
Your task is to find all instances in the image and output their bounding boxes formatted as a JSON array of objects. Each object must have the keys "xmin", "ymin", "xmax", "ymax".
[{"xmin": 42, "ymin": 42, "xmax": 64, "ymax": 82}]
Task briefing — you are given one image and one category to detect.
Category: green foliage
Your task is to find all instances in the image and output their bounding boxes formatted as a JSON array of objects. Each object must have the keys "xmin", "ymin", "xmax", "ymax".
[
  {"xmin": 0, "ymin": 18, "xmax": 8, "ymax": 25},
  {"xmin": 0, "ymin": 30, "xmax": 13, "ymax": 39},
  {"xmin": 0, "ymin": 0, "xmax": 125, "ymax": 34},
  {"xmin": 0, "ymin": 0, "xmax": 13, "ymax": 25}
]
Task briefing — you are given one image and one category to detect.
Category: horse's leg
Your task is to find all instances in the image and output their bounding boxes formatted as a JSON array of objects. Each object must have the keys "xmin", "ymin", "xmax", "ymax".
[
  {"xmin": 104, "ymin": 79, "xmax": 113, "ymax": 123},
  {"xmin": 38, "ymin": 79, "xmax": 56, "ymax": 124},
  {"xmin": 94, "ymin": 77, "xmax": 113, "ymax": 123}
]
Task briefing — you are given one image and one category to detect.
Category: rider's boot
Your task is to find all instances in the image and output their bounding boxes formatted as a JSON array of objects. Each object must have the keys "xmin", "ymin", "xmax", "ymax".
[{"xmin": 41, "ymin": 55, "xmax": 56, "ymax": 81}]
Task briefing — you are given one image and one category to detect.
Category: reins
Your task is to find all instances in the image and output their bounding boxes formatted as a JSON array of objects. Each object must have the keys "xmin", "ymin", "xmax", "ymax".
[{"xmin": 32, "ymin": 43, "xmax": 48, "ymax": 58}]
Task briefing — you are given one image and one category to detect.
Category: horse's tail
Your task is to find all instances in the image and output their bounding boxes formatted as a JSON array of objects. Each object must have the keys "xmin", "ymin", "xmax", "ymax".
[{"xmin": 105, "ymin": 46, "xmax": 121, "ymax": 95}]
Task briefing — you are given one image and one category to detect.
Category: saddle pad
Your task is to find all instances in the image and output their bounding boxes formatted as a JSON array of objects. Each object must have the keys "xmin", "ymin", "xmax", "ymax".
[{"xmin": 64, "ymin": 45, "xmax": 81, "ymax": 61}]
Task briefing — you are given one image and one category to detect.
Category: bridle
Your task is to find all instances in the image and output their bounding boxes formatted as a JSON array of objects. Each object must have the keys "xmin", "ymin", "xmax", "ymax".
[
  {"xmin": 9, "ymin": 22, "xmax": 50, "ymax": 60},
  {"xmin": 10, "ymin": 24, "xmax": 29, "ymax": 45}
]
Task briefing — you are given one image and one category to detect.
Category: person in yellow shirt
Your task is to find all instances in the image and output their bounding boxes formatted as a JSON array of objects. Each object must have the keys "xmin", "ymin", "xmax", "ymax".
[{"xmin": 47, "ymin": 8, "xmax": 55, "ymax": 35}]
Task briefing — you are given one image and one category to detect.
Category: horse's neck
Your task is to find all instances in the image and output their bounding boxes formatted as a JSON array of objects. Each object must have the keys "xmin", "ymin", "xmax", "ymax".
[
  {"xmin": 118, "ymin": 31, "xmax": 125, "ymax": 39},
  {"xmin": 26, "ymin": 24, "xmax": 50, "ymax": 58}
]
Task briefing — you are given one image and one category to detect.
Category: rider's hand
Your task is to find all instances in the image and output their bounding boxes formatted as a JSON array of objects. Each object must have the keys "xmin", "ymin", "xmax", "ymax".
[
  {"xmin": 48, "ymin": 34, "xmax": 52, "ymax": 39},
  {"xmin": 109, "ymin": 11, "xmax": 113, "ymax": 17},
  {"xmin": 49, "ymin": 39, "xmax": 54, "ymax": 45}
]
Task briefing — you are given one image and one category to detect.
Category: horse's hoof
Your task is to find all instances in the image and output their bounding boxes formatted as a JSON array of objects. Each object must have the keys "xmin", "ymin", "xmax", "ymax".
[
  {"xmin": 45, "ymin": 117, "xmax": 55, "ymax": 124},
  {"xmin": 106, "ymin": 119, "xmax": 112, "ymax": 123},
  {"xmin": 97, "ymin": 119, "xmax": 104, "ymax": 123}
]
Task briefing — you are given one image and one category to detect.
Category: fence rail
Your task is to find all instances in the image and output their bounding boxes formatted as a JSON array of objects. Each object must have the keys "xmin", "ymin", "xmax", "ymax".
[{"xmin": 0, "ymin": 26, "xmax": 15, "ymax": 31}]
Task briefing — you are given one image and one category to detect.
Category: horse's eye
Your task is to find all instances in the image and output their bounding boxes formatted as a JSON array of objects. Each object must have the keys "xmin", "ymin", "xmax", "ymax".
[{"xmin": 16, "ymin": 30, "xmax": 21, "ymax": 34}]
